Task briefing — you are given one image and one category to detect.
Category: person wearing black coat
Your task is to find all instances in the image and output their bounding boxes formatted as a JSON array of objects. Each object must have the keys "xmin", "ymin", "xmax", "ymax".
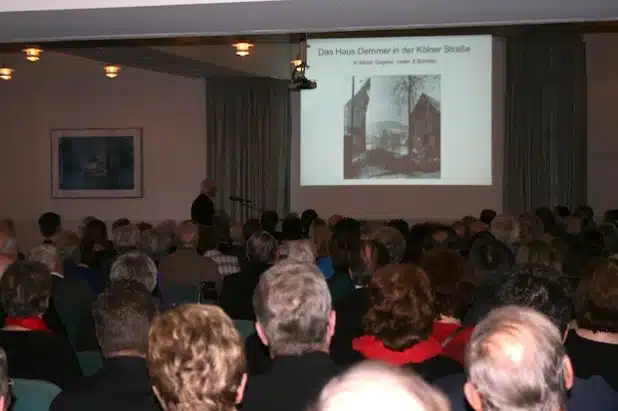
[{"xmin": 190, "ymin": 179, "xmax": 217, "ymax": 227}]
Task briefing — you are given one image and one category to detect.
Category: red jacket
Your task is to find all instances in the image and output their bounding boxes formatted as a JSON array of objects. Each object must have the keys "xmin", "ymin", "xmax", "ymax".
[
  {"xmin": 352, "ymin": 335, "xmax": 443, "ymax": 365},
  {"xmin": 430, "ymin": 321, "xmax": 473, "ymax": 365}
]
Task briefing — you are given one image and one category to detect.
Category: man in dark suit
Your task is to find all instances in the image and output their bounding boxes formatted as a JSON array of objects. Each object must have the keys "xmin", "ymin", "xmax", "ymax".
[
  {"xmin": 241, "ymin": 261, "xmax": 339, "ymax": 411},
  {"xmin": 50, "ymin": 280, "xmax": 161, "ymax": 411},
  {"xmin": 190, "ymin": 179, "xmax": 217, "ymax": 227}
]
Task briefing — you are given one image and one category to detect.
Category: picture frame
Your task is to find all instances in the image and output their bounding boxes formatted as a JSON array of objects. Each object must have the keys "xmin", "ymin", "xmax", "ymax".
[{"xmin": 51, "ymin": 128, "xmax": 143, "ymax": 198}]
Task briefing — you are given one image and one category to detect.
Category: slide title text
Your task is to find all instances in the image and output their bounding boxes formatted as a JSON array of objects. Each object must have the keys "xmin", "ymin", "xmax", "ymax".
[{"xmin": 316, "ymin": 44, "xmax": 471, "ymax": 57}]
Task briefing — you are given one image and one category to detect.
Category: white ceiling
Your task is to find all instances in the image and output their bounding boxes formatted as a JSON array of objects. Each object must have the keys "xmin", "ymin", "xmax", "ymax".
[{"xmin": 0, "ymin": 0, "xmax": 616, "ymax": 43}]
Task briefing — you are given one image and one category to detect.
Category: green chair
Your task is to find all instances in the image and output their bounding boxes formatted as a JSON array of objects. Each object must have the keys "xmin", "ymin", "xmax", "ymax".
[
  {"xmin": 77, "ymin": 350, "xmax": 104, "ymax": 376},
  {"xmin": 12, "ymin": 379, "xmax": 61, "ymax": 411},
  {"xmin": 234, "ymin": 319, "xmax": 255, "ymax": 341}
]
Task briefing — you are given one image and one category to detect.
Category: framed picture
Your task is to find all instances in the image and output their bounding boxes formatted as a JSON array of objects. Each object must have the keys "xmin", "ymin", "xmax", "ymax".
[{"xmin": 51, "ymin": 128, "xmax": 143, "ymax": 198}]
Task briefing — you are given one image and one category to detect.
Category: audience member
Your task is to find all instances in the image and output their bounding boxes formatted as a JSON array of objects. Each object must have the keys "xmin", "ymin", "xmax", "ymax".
[
  {"xmin": 201, "ymin": 225, "xmax": 241, "ymax": 276},
  {"xmin": 140, "ymin": 229, "xmax": 172, "ymax": 265},
  {"xmin": 159, "ymin": 220, "xmax": 220, "ymax": 294},
  {"xmin": 281, "ymin": 215, "xmax": 304, "ymax": 241},
  {"xmin": 301, "ymin": 209, "xmax": 319, "ymax": 238},
  {"xmin": 352, "ymin": 264, "xmax": 461, "ymax": 380},
  {"xmin": 51, "ymin": 280, "xmax": 160, "ymax": 411},
  {"xmin": 0, "ymin": 261, "xmax": 81, "ymax": 388},
  {"xmin": 462, "ymin": 307, "xmax": 572, "ymax": 411},
  {"xmin": 260, "ymin": 210, "xmax": 281, "ymax": 240},
  {"xmin": 567, "ymin": 257, "xmax": 618, "ymax": 390},
  {"xmin": 310, "ymin": 218, "xmax": 334, "ymax": 279},
  {"xmin": 219, "ymin": 230, "xmax": 276, "ymax": 321},
  {"xmin": 148, "ymin": 304, "xmax": 246, "ymax": 411},
  {"xmin": 73, "ymin": 218, "xmax": 115, "ymax": 294},
  {"xmin": 277, "ymin": 239, "xmax": 316, "ymax": 263},
  {"xmin": 479, "ymin": 209, "xmax": 497, "ymax": 226},
  {"xmin": 38, "ymin": 212, "xmax": 62, "ymax": 244},
  {"xmin": 242, "ymin": 261, "xmax": 339, "ymax": 411},
  {"xmin": 112, "ymin": 224, "xmax": 141, "ymax": 254},
  {"xmin": 388, "ymin": 219, "xmax": 410, "ymax": 237},
  {"xmin": 109, "ymin": 251, "xmax": 158, "ymax": 293},
  {"xmin": 421, "ymin": 250, "xmax": 475, "ymax": 364},
  {"xmin": 515, "ymin": 240, "xmax": 562, "ymax": 270},
  {"xmin": 309, "ymin": 361, "xmax": 450, "ymax": 411}
]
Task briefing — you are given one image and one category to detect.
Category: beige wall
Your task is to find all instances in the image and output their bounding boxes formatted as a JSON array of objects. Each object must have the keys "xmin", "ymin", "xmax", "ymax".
[
  {"xmin": 586, "ymin": 34, "xmax": 618, "ymax": 215},
  {"xmin": 0, "ymin": 51, "xmax": 207, "ymax": 249}
]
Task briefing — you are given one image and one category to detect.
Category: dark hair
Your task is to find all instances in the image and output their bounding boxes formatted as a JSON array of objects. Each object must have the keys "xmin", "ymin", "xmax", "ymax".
[
  {"xmin": 420, "ymin": 249, "xmax": 475, "ymax": 319},
  {"xmin": 330, "ymin": 229, "xmax": 361, "ymax": 274},
  {"xmin": 388, "ymin": 219, "xmax": 409, "ymax": 237},
  {"xmin": 575, "ymin": 258, "xmax": 618, "ymax": 333},
  {"xmin": 496, "ymin": 265, "xmax": 572, "ymax": 335},
  {"xmin": 112, "ymin": 218, "xmax": 131, "ymax": 231},
  {"xmin": 554, "ymin": 206, "xmax": 571, "ymax": 219},
  {"xmin": 0, "ymin": 261, "xmax": 52, "ymax": 317},
  {"xmin": 535, "ymin": 207, "xmax": 556, "ymax": 235},
  {"xmin": 301, "ymin": 209, "xmax": 319, "ymax": 237},
  {"xmin": 260, "ymin": 210, "xmax": 279, "ymax": 234},
  {"xmin": 136, "ymin": 222, "xmax": 152, "ymax": 233},
  {"xmin": 479, "ymin": 209, "xmax": 497, "ymax": 226},
  {"xmin": 282, "ymin": 216, "xmax": 304, "ymax": 241},
  {"xmin": 242, "ymin": 219, "xmax": 261, "ymax": 241},
  {"xmin": 79, "ymin": 218, "xmax": 110, "ymax": 267},
  {"xmin": 94, "ymin": 280, "xmax": 158, "ymax": 356},
  {"xmin": 469, "ymin": 235, "xmax": 514, "ymax": 272},
  {"xmin": 38, "ymin": 212, "xmax": 61, "ymax": 238},
  {"xmin": 363, "ymin": 264, "xmax": 435, "ymax": 350}
]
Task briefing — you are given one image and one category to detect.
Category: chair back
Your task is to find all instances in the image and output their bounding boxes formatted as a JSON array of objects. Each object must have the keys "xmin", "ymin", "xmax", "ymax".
[
  {"xmin": 162, "ymin": 283, "xmax": 200, "ymax": 308},
  {"xmin": 12, "ymin": 379, "xmax": 61, "ymax": 411},
  {"xmin": 199, "ymin": 281, "xmax": 219, "ymax": 304}
]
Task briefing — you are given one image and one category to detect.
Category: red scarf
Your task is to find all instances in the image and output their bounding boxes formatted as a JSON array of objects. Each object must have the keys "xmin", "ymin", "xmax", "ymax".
[
  {"xmin": 5, "ymin": 317, "xmax": 50, "ymax": 332},
  {"xmin": 352, "ymin": 335, "xmax": 442, "ymax": 365}
]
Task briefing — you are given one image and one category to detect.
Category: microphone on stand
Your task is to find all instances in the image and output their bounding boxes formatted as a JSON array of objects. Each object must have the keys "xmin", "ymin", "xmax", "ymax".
[{"xmin": 229, "ymin": 196, "xmax": 246, "ymax": 202}]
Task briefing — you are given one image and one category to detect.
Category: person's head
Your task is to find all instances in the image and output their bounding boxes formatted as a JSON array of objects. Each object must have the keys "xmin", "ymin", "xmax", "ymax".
[
  {"xmin": 112, "ymin": 218, "xmax": 131, "ymax": 232},
  {"xmin": 489, "ymin": 215, "xmax": 520, "ymax": 247},
  {"xmin": 260, "ymin": 210, "xmax": 279, "ymax": 234},
  {"xmin": 0, "ymin": 348, "xmax": 11, "ymax": 411},
  {"xmin": 468, "ymin": 235, "xmax": 514, "ymax": 273},
  {"xmin": 79, "ymin": 218, "xmax": 109, "ymax": 266},
  {"xmin": 554, "ymin": 206, "xmax": 571, "ymax": 220},
  {"xmin": 94, "ymin": 280, "xmax": 157, "ymax": 357},
  {"xmin": 148, "ymin": 304, "xmax": 246, "ymax": 411},
  {"xmin": 0, "ymin": 261, "xmax": 52, "ymax": 318},
  {"xmin": 364, "ymin": 264, "xmax": 435, "ymax": 350},
  {"xmin": 112, "ymin": 224, "xmax": 141, "ymax": 253},
  {"xmin": 535, "ymin": 207, "xmax": 556, "ymax": 235},
  {"xmin": 253, "ymin": 261, "xmax": 335, "ymax": 356},
  {"xmin": 110, "ymin": 251, "xmax": 157, "ymax": 292},
  {"xmin": 310, "ymin": 361, "xmax": 450, "ymax": 411},
  {"xmin": 310, "ymin": 218, "xmax": 331, "ymax": 259},
  {"xmin": 574, "ymin": 205, "xmax": 594, "ymax": 226},
  {"xmin": 201, "ymin": 179, "xmax": 217, "ymax": 198},
  {"xmin": 277, "ymin": 239, "xmax": 316, "ymax": 263},
  {"xmin": 328, "ymin": 214, "xmax": 343, "ymax": 229},
  {"xmin": 495, "ymin": 265, "xmax": 572, "ymax": 337},
  {"xmin": 246, "ymin": 230, "xmax": 277, "ymax": 264},
  {"xmin": 136, "ymin": 222, "xmax": 153, "ymax": 233},
  {"xmin": 574, "ymin": 257, "xmax": 618, "ymax": 333},
  {"xmin": 464, "ymin": 306, "xmax": 573, "ymax": 411},
  {"xmin": 388, "ymin": 219, "xmax": 410, "ymax": 238},
  {"xmin": 420, "ymin": 249, "xmax": 475, "ymax": 320},
  {"xmin": 515, "ymin": 241, "xmax": 562, "ymax": 271},
  {"xmin": 177, "ymin": 220, "xmax": 199, "ymax": 249},
  {"xmin": 140, "ymin": 229, "xmax": 172, "ymax": 262},
  {"xmin": 370, "ymin": 225, "xmax": 406, "ymax": 264},
  {"xmin": 38, "ymin": 212, "xmax": 61, "ymax": 239},
  {"xmin": 28, "ymin": 244, "xmax": 62, "ymax": 274},
  {"xmin": 480, "ymin": 209, "xmax": 497, "ymax": 226},
  {"xmin": 281, "ymin": 215, "xmax": 304, "ymax": 241},
  {"xmin": 330, "ymin": 228, "xmax": 361, "ymax": 274},
  {"xmin": 0, "ymin": 219, "xmax": 15, "ymax": 238},
  {"xmin": 518, "ymin": 213, "xmax": 545, "ymax": 244},
  {"xmin": 301, "ymin": 209, "xmax": 319, "ymax": 237},
  {"xmin": 52, "ymin": 230, "xmax": 80, "ymax": 262},
  {"xmin": 242, "ymin": 219, "xmax": 261, "ymax": 242}
]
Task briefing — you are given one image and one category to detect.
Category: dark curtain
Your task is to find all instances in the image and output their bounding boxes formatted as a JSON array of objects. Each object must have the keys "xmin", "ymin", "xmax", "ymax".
[
  {"xmin": 503, "ymin": 34, "xmax": 587, "ymax": 215},
  {"xmin": 206, "ymin": 77, "xmax": 290, "ymax": 222}
]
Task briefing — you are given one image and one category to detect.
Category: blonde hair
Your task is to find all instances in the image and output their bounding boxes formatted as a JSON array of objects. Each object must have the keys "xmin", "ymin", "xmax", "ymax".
[
  {"xmin": 148, "ymin": 304, "xmax": 245, "ymax": 411},
  {"xmin": 310, "ymin": 219, "xmax": 331, "ymax": 259}
]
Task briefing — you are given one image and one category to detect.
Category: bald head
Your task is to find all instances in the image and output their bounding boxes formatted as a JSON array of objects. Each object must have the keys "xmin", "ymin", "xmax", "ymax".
[
  {"xmin": 464, "ymin": 306, "xmax": 572, "ymax": 411},
  {"xmin": 311, "ymin": 361, "xmax": 449, "ymax": 411},
  {"xmin": 328, "ymin": 214, "xmax": 343, "ymax": 229},
  {"xmin": 200, "ymin": 179, "xmax": 217, "ymax": 197}
]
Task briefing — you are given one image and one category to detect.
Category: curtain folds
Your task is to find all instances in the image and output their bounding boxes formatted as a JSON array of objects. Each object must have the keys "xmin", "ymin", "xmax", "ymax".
[
  {"xmin": 503, "ymin": 34, "xmax": 587, "ymax": 215},
  {"xmin": 206, "ymin": 77, "xmax": 290, "ymax": 222}
]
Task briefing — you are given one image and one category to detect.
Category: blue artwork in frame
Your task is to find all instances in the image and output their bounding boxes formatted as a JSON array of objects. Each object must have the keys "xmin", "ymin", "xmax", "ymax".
[{"xmin": 51, "ymin": 128, "xmax": 143, "ymax": 198}]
